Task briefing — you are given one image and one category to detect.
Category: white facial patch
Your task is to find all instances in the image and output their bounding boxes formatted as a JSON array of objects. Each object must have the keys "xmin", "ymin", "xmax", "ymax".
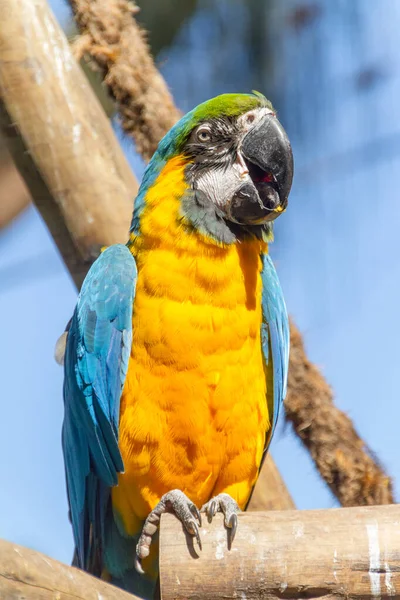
[
  {"xmin": 194, "ymin": 151, "xmax": 251, "ymax": 209},
  {"xmin": 192, "ymin": 105, "xmax": 275, "ymax": 211}
]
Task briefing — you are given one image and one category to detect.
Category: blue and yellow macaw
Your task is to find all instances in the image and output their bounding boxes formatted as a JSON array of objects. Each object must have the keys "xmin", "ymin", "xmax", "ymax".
[{"xmin": 62, "ymin": 93, "xmax": 293, "ymax": 598}]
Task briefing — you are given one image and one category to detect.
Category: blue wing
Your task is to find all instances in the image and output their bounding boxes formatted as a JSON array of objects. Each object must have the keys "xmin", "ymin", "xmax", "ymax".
[
  {"xmin": 260, "ymin": 253, "xmax": 290, "ymax": 448},
  {"xmin": 62, "ymin": 244, "xmax": 137, "ymax": 572}
]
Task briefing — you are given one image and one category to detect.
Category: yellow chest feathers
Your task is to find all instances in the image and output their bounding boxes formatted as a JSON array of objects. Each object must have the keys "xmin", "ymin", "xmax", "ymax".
[
  {"xmin": 127, "ymin": 156, "xmax": 267, "ymax": 380},
  {"xmin": 116, "ymin": 156, "xmax": 269, "ymax": 519}
]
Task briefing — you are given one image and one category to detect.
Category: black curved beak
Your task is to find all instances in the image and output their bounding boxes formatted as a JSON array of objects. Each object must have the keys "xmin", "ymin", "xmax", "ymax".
[{"xmin": 228, "ymin": 114, "xmax": 293, "ymax": 225}]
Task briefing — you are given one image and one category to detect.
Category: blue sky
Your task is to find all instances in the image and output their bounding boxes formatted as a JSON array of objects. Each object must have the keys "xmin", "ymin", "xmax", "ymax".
[{"xmin": 1, "ymin": 0, "xmax": 399, "ymax": 564}]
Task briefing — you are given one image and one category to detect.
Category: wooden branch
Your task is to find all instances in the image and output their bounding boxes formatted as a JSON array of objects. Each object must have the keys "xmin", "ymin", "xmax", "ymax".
[
  {"xmin": 70, "ymin": 0, "xmax": 181, "ymax": 161},
  {"xmin": 160, "ymin": 504, "xmax": 400, "ymax": 600},
  {"xmin": 0, "ymin": 538, "xmax": 139, "ymax": 599},
  {"xmin": 286, "ymin": 322, "xmax": 394, "ymax": 505},
  {"xmin": 247, "ymin": 454, "xmax": 295, "ymax": 511},
  {"xmin": 0, "ymin": 0, "xmax": 138, "ymax": 288},
  {"xmin": 2, "ymin": 505, "xmax": 400, "ymax": 600},
  {"xmin": 0, "ymin": 150, "xmax": 31, "ymax": 228}
]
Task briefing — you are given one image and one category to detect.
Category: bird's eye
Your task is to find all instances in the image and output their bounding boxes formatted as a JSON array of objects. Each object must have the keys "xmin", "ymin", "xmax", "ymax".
[{"xmin": 197, "ymin": 128, "xmax": 211, "ymax": 143}]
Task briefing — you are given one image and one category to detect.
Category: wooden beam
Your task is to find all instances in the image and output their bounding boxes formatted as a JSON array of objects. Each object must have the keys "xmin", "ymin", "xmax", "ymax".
[
  {"xmin": 247, "ymin": 454, "xmax": 295, "ymax": 511},
  {"xmin": 0, "ymin": 151, "xmax": 31, "ymax": 228},
  {"xmin": 160, "ymin": 504, "xmax": 400, "ymax": 600},
  {"xmin": 2, "ymin": 506, "xmax": 399, "ymax": 600},
  {"xmin": 0, "ymin": 0, "xmax": 138, "ymax": 288},
  {"xmin": 0, "ymin": 538, "xmax": 139, "ymax": 599}
]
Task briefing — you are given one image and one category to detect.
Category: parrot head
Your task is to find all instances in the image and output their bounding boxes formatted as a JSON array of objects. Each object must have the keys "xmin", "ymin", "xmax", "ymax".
[{"xmin": 132, "ymin": 92, "xmax": 293, "ymax": 243}]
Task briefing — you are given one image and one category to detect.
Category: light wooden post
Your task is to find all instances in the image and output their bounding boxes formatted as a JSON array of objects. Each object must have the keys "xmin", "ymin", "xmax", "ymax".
[
  {"xmin": 247, "ymin": 454, "xmax": 295, "ymax": 511},
  {"xmin": 0, "ymin": 0, "xmax": 137, "ymax": 288},
  {"xmin": 160, "ymin": 504, "xmax": 400, "ymax": 600},
  {"xmin": 0, "ymin": 538, "xmax": 140, "ymax": 599}
]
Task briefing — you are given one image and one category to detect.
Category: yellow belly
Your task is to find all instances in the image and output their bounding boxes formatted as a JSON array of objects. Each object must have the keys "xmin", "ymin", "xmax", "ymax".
[{"xmin": 111, "ymin": 157, "xmax": 270, "ymax": 536}]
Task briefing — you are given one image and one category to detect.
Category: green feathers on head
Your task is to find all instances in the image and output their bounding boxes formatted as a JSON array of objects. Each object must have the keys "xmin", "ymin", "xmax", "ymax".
[{"xmin": 157, "ymin": 92, "xmax": 273, "ymax": 159}]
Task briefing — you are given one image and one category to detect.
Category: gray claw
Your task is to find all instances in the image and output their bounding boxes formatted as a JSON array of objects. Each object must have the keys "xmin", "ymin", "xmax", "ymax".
[
  {"xmin": 228, "ymin": 513, "xmax": 238, "ymax": 547},
  {"xmin": 190, "ymin": 503, "xmax": 202, "ymax": 528},
  {"xmin": 201, "ymin": 493, "xmax": 240, "ymax": 548},
  {"xmin": 204, "ymin": 498, "xmax": 217, "ymax": 520},
  {"xmin": 188, "ymin": 519, "xmax": 202, "ymax": 551},
  {"xmin": 134, "ymin": 555, "xmax": 145, "ymax": 575}
]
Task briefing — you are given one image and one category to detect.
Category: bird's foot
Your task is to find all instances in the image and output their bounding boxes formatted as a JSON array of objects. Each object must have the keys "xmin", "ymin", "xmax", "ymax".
[
  {"xmin": 201, "ymin": 493, "xmax": 241, "ymax": 547},
  {"xmin": 135, "ymin": 489, "xmax": 201, "ymax": 574}
]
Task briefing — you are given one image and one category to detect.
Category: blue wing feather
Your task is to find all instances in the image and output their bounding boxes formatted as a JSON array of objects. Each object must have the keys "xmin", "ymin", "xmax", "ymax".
[
  {"xmin": 261, "ymin": 253, "xmax": 290, "ymax": 445},
  {"xmin": 62, "ymin": 244, "xmax": 137, "ymax": 571}
]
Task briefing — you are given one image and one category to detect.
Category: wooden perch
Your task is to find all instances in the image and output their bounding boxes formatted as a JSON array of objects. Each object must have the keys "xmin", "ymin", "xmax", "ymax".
[
  {"xmin": 0, "ymin": 538, "xmax": 139, "ymax": 599},
  {"xmin": 1, "ymin": 505, "xmax": 399, "ymax": 599},
  {"xmin": 247, "ymin": 454, "xmax": 295, "ymax": 511},
  {"xmin": 0, "ymin": 0, "xmax": 137, "ymax": 288},
  {"xmin": 0, "ymin": 149, "xmax": 31, "ymax": 228},
  {"xmin": 160, "ymin": 504, "xmax": 400, "ymax": 600}
]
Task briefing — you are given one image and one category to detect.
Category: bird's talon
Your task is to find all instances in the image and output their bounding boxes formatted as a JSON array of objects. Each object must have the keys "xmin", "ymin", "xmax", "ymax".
[
  {"xmin": 190, "ymin": 503, "xmax": 202, "ymax": 527},
  {"xmin": 134, "ymin": 489, "xmax": 201, "ymax": 574},
  {"xmin": 228, "ymin": 513, "xmax": 238, "ymax": 546},
  {"xmin": 189, "ymin": 520, "xmax": 202, "ymax": 550},
  {"xmin": 134, "ymin": 555, "xmax": 145, "ymax": 575},
  {"xmin": 203, "ymin": 498, "xmax": 217, "ymax": 520},
  {"xmin": 201, "ymin": 493, "xmax": 240, "ymax": 547}
]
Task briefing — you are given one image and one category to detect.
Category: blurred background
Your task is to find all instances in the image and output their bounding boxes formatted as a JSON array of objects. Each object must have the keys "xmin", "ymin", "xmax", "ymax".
[{"xmin": 1, "ymin": 0, "xmax": 399, "ymax": 564}]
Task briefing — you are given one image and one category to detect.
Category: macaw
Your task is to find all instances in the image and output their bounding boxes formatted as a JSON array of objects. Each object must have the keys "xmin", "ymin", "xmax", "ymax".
[{"xmin": 61, "ymin": 92, "xmax": 293, "ymax": 598}]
